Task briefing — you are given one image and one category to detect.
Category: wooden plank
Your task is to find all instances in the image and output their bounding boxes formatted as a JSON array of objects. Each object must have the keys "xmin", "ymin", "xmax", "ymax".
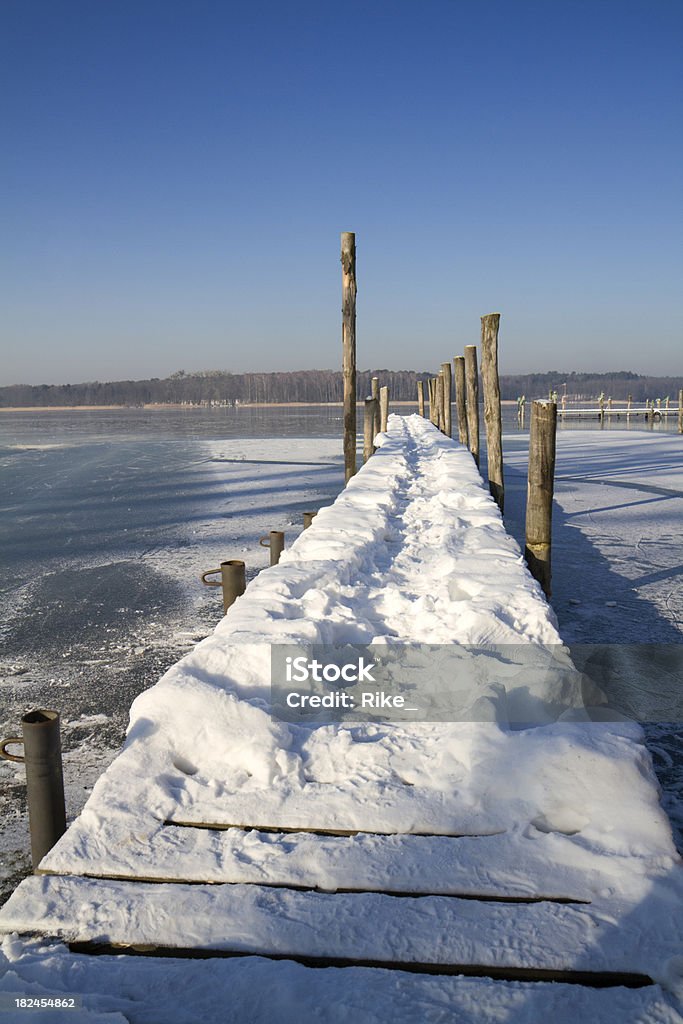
[
  {"xmin": 38, "ymin": 817, "xmax": 609, "ymax": 902},
  {"xmin": 0, "ymin": 875, "xmax": 657, "ymax": 977}
]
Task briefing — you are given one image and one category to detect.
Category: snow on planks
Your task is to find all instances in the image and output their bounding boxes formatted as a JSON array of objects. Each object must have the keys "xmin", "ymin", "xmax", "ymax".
[{"xmin": 0, "ymin": 875, "xmax": 656, "ymax": 985}]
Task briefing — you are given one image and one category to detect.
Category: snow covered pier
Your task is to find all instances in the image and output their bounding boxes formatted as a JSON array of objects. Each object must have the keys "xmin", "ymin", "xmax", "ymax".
[{"xmin": 1, "ymin": 415, "xmax": 682, "ymax": 1021}]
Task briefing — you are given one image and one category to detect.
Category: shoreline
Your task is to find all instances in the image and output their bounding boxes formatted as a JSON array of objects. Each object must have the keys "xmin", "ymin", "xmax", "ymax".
[{"xmin": 0, "ymin": 400, "xmax": 526, "ymax": 412}]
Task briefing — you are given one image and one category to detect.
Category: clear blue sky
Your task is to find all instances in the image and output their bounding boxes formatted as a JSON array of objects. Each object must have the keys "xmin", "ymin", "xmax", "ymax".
[{"xmin": 2, "ymin": 0, "xmax": 681, "ymax": 384}]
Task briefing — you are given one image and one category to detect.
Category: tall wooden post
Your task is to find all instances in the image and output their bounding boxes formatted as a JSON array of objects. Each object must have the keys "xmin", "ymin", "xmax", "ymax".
[
  {"xmin": 436, "ymin": 371, "xmax": 445, "ymax": 432},
  {"xmin": 364, "ymin": 397, "xmax": 378, "ymax": 462},
  {"xmin": 525, "ymin": 401, "xmax": 557, "ymax": 598},
  {"xmin": 480, "ymin": 313, "xmax": 504, "ymax": 512},
  {"xmin": 464, "ymin": 345, "xmax": 480, "ymax": 467},
  {"xmin": 371, "ymin": 376, "xmax": 381, "ymax": 439},
  {"xmin": 679, "ymin": 390, "xmax": 683, "ymax": 434},
  {"xmin": 379, "ymin": 385, "xmax": 389, "ymax": 433},
  {"xmin": 440, "ymin": 361, "xmax": 452, "ymax": 438},
  {"xmin": 453, "ymin": 356, "xmax": 468, "ymax": 446},
  {"xmin": 341, "ymin": 232, "xmax": 357, "ymax": 483},
  {"xmin": 428, "ymin": 378, "xmax": 439, "ymax": 427},
  {"xmin": 417, "ymin": 380, "xmax": 425, "ymax": 417}
]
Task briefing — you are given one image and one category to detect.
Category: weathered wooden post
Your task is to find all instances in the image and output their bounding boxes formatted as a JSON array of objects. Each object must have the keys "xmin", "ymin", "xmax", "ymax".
[
  {"xmin": 428, "ymin": 378, "xmax": 439, "ymax": 427},
  {"xmin": 0, "ymin": 711, "xmax": 67, "ymax": 867},
  {"xmin": 260, "ymin": 531, "xmax": 285, "ymax": 566},
  {"xmin": 303, "ymin": 511, "xmax": 317, "ymax": 529},
  {"xmin": 679, "ymin": 390, "xmax": 683, "ymax": 434},
  {"xmin": 464, "ymin": 345, "xmax": 480, "ymax": 467},
  {"xmin": 371, "ymin": 376, "xmax": 381, "ymax": 439},
  {"xmin": 627, "ymin": 394, "xmax": 632, "ymax": 423},
  {"xmin": 341, "ymin": 232, "xmax": 357, "ymax": 483},
  {"xmin": 525, "ymin": 401, "xmax": 557, "ymax": 598},
  {"xmin": 379, "ymin": 385, "xmax": 389, "ymax": 433},
  {"xmin": 453, "ymin": 356, "xmax": 468, "ymax": 446},
  {"xmin": 364, "ymin": 397, "xmax": 378, "ymax": 461},
  {"xmin": 417, "ymin": 380, "xmax": 425, "ymax": 417},
  {"xmin": 436, "ymin": 371, "xmax": 445, "ymax": 432},
  {"xmin": 480, "ymin": 313, "xmax": 504, "ymax": 512},
  {"xmin": 598, "ymin": 393, "xmax": 605, "ymax": 426},
  {"xmin": 440, "ymin": 361, "xmax": 452, "ymax": 437}
]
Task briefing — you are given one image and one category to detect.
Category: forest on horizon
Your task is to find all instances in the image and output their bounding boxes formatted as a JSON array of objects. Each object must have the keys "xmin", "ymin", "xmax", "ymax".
[{"xmin": 1, "ymin": 368, "xmax": 681, "ymax": 408}]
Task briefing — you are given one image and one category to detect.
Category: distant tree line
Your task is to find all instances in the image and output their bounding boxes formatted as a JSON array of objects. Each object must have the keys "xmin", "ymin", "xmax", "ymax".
[{"xmin": 1, "ymin": 368, "xmax": 681, "ymax": 408}]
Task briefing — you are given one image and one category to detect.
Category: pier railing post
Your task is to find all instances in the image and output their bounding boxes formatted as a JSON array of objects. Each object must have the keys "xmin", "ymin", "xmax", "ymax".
[
  {"xmin": 525, "ymin": 401, "xmax": 557, "ymax": 598},
  {"xmin": 480, "ymin": 313, "xmax": 504, "ymax": 512},
  {"xmin": 436, "ymin": 371, "xmax": 445, "ymax": 432},
  {"xmin": 379, "ymin": 385, "xmax": 389, "ymax": 433},
  {"xmin": 371, "ymin": 377, "xmax": 381, "ymax": 439},
  {"xmin": 453, "ymin": 356, "xmax": 468, "ymax": 446},
  {"xmin": 364, "ymin": 397, "xmax": 378, "ymax": 461},
  {"xmin": 417, "ymin": 380, "xmax": 425, "ymax": 417},
  {"xmin": 440, "ymin": 362, "xmax": 452, "ymax": 438},
  {"xmin": 464, "ymin": 345, "xmax": 480, "ymax": 467},
  {"xmin": 0, "ymin": 710, "xmax": 66, "ymax": 868},
  {"xmin": 428, "ymin": 378, "xmax": 439, "ymax": 427},
  {"xmin": 341, "ymin": 232, "xmax": 357, "ymax": 483}
]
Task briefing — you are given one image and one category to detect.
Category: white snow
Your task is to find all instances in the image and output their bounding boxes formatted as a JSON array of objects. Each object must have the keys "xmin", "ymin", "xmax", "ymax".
[{"xmin": 1, "ymin": 416, "xmax": 682, "ymax": 1022}]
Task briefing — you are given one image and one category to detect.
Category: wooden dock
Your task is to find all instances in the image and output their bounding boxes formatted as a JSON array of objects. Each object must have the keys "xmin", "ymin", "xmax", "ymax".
[{"xmin": 1, "ymin": 416, "xmax": 681, "ymax": 1019}]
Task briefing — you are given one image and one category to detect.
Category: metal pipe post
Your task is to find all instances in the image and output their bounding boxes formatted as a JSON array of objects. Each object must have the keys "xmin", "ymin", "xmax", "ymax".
[{"xmin": 0, "ymin": 710, "xmax": 67, "ymax": 868}]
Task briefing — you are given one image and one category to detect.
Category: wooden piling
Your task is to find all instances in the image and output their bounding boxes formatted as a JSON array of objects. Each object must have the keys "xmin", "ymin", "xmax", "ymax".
[
  {"xmin": 480, "ymin": 313, "xmax": 504, "ymax": 512},
  {"xmin": 436, "ymin": 372, "xmax": 444, "ymax": 432},
  {"xmin": 371, "ymin": 377, "xmax": 381, "ymax": 438},
  {"xmin": 525, "ymin": 401, "xmax": 557, "ymax": 598},
  {"xmin": 379, "ymin": 385, "xmax": 389, "ymax": 433},
  {"xmin": 303, "ymin": 512, "xmax": 317, "ymax": 529},
  {"xmin": 464, "ymin": 345, "xmax": 480, "ymax": 467},
  {"xmin": 440, "ymin": 362, "xmax": 452, "ymax": 438},
  {"xmin": 364, "ymin": 397, "xmax": 378, "ymax": 461},
  {"xmin": 428, "ymin": 378, "xmax": 439, "ymax": 427},
  {"xmin": 453, "ymin": 356, "xmax": 468, "ymax": 446},
  {"xmin": 417, "ymin": 380, "xmax": 425, "ymax": 417},
  {"xmin": 341, "ymin": 232, "xmax": 357, "ymax": 483},
  {"xmin": 679, "ymin": 390, "xmax": 683, "ymax": 434}
]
